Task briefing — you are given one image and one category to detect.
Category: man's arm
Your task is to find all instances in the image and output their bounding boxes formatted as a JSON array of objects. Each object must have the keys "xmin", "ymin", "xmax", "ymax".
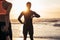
[
  {"xmin": 18, "ymin": 12, "xmax": 23, "ymax": 24},
  {"xmin": 33, "ymin": 12, "xmax": 40, "ymax": 18}
]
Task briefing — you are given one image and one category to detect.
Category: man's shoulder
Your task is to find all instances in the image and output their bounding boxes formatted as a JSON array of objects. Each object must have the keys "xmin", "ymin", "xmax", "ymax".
[
  {"xmin": 21, "ymin": 11, "xmax": 24, "ymax": 13},
  {"xmin": 31, "ymin": 10, "xmax": 36, "ymax": 13},
  {"xmin": 20, "ymin": 11, "xmax": 24, "ymax": 15},
  {"xmin": 21, "ymin": 11, "xmax": 26, "ymax": 13}
]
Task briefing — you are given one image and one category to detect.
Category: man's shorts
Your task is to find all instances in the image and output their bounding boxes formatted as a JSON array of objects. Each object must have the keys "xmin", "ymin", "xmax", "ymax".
[{"xmin": 23, "ymin": 26, "xmax": 33, "ymax": 36}]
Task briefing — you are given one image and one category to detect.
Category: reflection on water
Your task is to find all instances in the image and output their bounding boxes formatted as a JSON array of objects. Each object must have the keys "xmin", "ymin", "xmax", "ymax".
[{"xmin": 11, "ymin": 22, "xmax": 60, "ymax": 40}]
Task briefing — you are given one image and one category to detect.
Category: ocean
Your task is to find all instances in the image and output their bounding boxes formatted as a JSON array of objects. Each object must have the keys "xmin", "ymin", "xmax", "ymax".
[{"xmin": 11, "ymin": 22, "xmax": 60, "ymax": 40}]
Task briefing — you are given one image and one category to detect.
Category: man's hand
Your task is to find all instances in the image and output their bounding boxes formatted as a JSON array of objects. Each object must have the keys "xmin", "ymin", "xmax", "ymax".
[{"xmin": 21, "ymin": 22, "xmax": 24, "ymax": 24}]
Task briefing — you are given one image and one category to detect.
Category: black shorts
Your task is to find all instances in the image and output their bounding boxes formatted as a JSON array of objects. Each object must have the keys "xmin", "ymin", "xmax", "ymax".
[
  {"xmin": 0, "ymin": 22, "xmax": 5, "ymax": 31},
  {"xmin": 23, "ymin": 26, "xmax": 33, "ymax": 36},
  {"xmin": 0, "ymin": 22, "xmax": 12, "ymax": 40},
  {"xmin": 0, "ymin": 22, "xmax": 6, "ymax": 40}
]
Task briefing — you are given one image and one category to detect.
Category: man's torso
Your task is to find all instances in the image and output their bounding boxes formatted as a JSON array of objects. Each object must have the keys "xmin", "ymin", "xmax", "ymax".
[{"xmin": 22, "ymin": 11, "xmax": 35, "ymax": 26}]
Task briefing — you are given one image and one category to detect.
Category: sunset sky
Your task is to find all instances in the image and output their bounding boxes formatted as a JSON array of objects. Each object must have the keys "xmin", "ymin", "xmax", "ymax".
[{"xmin": 6, "ymin": 0, "xmax": 60, "ymax": 19}]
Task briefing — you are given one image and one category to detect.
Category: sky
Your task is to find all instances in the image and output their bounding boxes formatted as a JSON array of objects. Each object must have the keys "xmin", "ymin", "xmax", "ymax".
[{"xmin": 6, "ymin": 0, "xmax": 60, "ymax": 19}]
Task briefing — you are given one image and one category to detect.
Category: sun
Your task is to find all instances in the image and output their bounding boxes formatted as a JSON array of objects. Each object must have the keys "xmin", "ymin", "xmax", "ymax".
[
  {"xmin": 7, "ymin": 0, "xmax": 45, "ymax": 19},
  {"xmin": 6, "ymin": 0, "xmax": 60, "ymax": 19}
]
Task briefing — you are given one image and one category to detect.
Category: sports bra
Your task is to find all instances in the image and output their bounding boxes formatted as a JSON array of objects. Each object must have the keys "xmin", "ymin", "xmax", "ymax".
[{"xmin": 0, "ymin": 1, "xmax": 6, "ymax": 15}]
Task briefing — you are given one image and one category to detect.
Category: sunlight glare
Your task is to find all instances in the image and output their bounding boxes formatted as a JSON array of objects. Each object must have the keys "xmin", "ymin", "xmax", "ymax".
[
  {"xmin": 6, "ymin": 0, "xmax": 42, "ymax": 19},
  {"xmin": 6, "ymin": 0, "xmax": 60, "ymax": 19}
]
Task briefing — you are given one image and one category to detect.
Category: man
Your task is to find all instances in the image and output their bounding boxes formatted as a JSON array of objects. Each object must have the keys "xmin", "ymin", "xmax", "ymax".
[
  {"xmin": 18, "ymin": 2, "xmax": 40, "ymax": 40},
  {"xmin": 0, "ymin": 0, "xmax": 12, "ymax": 40}
]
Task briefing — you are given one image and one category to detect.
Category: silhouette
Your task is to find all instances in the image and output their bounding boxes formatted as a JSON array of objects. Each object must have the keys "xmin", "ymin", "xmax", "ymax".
[
  {"xmin": 18, "ymin": 2, "xmax": 40, "ymax": 40},
  {"xmin": 0, "ymin": 0, "xmax": 12, "ymax": 40}
]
